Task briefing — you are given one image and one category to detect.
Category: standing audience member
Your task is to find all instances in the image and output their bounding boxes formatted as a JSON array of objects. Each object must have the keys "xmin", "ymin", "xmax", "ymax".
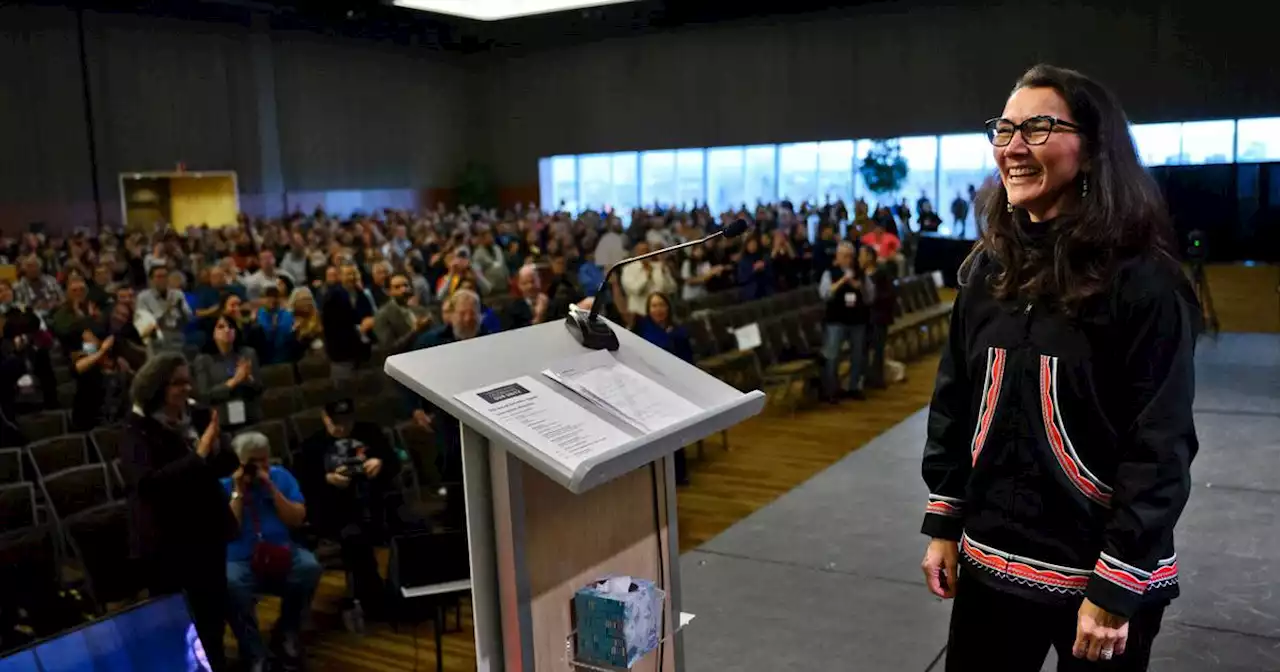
[
  {"xmin": 862, "ymin": 246, "xmax": 895, "ymax": 390},
  {"xmin": 544, "ymin": 252, "xmax": 585, "ymax": 320},
  {"xmin": 818, "ymin": 242, "xmax": 869, "ymax": 402},
  {"xmin": 470, "ymin": 226, "xmax": 510, "ymax": 295},
  {"xmin": 434, "ymin": 249, "xmax": 491, "ymax": 299},
  {"xmin": 736, "ymin": 235, "xmax": 774, "ymax": 301},
  {"xmin": 366, "ymin": 261, "xmax": 392, "ymax": 308},
  {"xmin": 193, "ymin": 316, "xmax": 262, "ymax": 431},
  {"xmin": 620, "ymin": 241, "xmax": 678, "ymax": 317},
  {"xmin": 255, "ymin": 287, "xmax": 294, "ymax": 365},
  {"xmin": 322, "ymin": 263, "xmax": 376, "ymax": 382},
  {"xmin": 243, "ymin": 250, "xmax": 294, "ymax": 302},
  {"xmin": 632, "ymin": 292, "xmax": 693, "ymax": 485},
  {"xmin": 503, "ymin": 265, "xmax": 549, "ymax": 330},
  {"xmin": 50, "ymin": 275, "xmax": 100, "ymax": 354},
  {"xmin": 374, "ymin": 273, "xmax": 432, "ymax": 355},
  {"xmin": 136, "ymin": 265, "xmax": 194, "ymax": 353},
  {"xmin": 679, "ymin": 245, "xmax": 725, "ymax": 302},
  {"xmin": 119, "ymin": 353, "xmax": 238, "ymax": 672},
  {"xmin": 0, "ymin": 287, "xmax": 59, "ymax": 417},
  {"xmin": 287, "ymin": 288, "xmax": 324, "ymax": 360},
  {"xmin": 860, "ymin": 219, "xmax": 902, "ymax": 271},
  {"xmin": 70, "ymin": 329, "xmax": 133, "ymax": 431},
  {"xmin": 223, "ymin": 432, "xmax": 320, "ymax": 671},
  {"xmin": 13, "ymin": 256, "xmax": 65, "ymax": 316},
  {"xmin": 295, "ymin": 399, "xmax": 400, "ymax": 618},
  {"xmin": 412, "ymin": 290, "xmax": 486, "ymax": 488}
]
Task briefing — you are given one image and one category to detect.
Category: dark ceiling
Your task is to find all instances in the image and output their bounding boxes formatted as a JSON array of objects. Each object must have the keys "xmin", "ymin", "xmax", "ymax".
[{"xmin": 32, "ymin": 0, "xmax": 873, "ymax": 53}]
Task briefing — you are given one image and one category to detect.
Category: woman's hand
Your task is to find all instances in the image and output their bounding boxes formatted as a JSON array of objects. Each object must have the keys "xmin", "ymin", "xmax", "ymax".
[
  {"xmin": 1073, "ymin": 598, "xmax": 1129, "ymax": 662},
  {"xmin": 921, "ymin": 538, "xmax": 959, "ymax": 599},
  {"xmin": 196, "ymin": 409, "xmax": 220, "ymax": 459}
]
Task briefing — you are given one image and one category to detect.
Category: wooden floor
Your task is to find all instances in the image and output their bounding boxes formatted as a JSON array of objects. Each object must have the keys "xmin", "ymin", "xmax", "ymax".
[{"xmin": 234, "ymin": 352, "xmax": 946, "ymax": 671}]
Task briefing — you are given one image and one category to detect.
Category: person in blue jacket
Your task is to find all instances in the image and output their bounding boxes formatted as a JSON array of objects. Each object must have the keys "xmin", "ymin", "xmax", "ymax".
[{"xmin": 632, "ymin": 292, "xmax": 693, "ymax": 485}]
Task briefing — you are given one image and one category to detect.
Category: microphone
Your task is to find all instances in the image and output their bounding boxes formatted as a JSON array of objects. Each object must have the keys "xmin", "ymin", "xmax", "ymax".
[{"xmin": 566, "ymin": 219, "xmax": 750, "ymax": 351}]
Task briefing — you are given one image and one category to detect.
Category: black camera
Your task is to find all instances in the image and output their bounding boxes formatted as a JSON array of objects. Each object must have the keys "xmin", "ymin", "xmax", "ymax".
[
  {"xmin": 243, "ymin": 461, "xmax": 259, "ymax": 480},
  {"xmin": 336, "ymin": 456, "xmax": 367, "ymax": 477}
]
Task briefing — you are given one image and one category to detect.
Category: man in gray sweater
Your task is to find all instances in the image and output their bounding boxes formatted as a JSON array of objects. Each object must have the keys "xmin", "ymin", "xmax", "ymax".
[{"xmin": 135, "ymin": 265, "xmax": 194, "ymax": 352}]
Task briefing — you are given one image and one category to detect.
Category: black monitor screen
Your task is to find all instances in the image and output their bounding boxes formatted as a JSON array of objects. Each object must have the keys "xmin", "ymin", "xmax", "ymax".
[{"xmin": 3, "ymin": 594, "xmax": 209, "ymax": 672}]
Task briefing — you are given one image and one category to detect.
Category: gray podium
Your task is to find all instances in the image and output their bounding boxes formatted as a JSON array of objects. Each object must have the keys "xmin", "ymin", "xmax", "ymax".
[{"xmin": 385, "ymin": 317, "xmax": 766, "ymax": 672}]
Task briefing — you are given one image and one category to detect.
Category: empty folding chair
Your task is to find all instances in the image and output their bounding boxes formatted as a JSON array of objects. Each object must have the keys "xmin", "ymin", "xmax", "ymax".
[
  {"xmin": 90, "ymin": 425, "xmax": 126, "ymax": 465},
  {"xmin": 25, "ymin": 434, "xmax": 90, "ymax": 478},
  {"xmin": 396, "ymin": 421, "xmax": 440, "ymax": 488},
  {"xmin": 52, "ymin": 365, "xmax": 72, "ymax": 387},
  {"xmin": 0, "ymin": 482, "xmax": 37, "ymax": 530},
  {"xmin": 0, "ymin": 447, "xmax": 24, "ymax": 485},
  {"xmin": 260, "ymin": 387, "xmax": 300, "ymax": 422},
  {"xmin": 17, "ymin": 410, "xmax": 67, "ymax": 443},
  {"xmin": 38, "ymin": 463, "xmax": 113, "ymax": 521},
  {"xmin": 57, "ymin": 382, "xmax": 76, "ymax": 410},
  {"xmin": 353, "ymin": 368, "xmax": 386, "ymax": 398},
  {"xmin": 62, "ymin": 501, "xmax": 144, "ymax": 614},
  {"xmin": 259, "ymin": 363, "xmax": 297, "ymax": 390},
  {"xmin": 296, "ymin": 355, "xmax": 332, "ymax": 383},
  {"xmin": 289, "ymin": 408, "xmax": 326, "ymax": 449},
  {"xmin": 0, "ymin": 523, "xmax": 63, "ymax": 630},
  {"xmin": 299, "ymin": 378, "xmax": 337, "ymax": 410},
  {"xmin": 359, "ymin": 392, "xmax": 403, "ymax": 428}
]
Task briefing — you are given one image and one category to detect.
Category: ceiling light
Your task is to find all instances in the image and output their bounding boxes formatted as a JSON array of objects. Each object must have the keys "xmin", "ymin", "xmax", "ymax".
[{"xmin": 392, "ymin": 0, "xmax": 638, "ymax": 21}]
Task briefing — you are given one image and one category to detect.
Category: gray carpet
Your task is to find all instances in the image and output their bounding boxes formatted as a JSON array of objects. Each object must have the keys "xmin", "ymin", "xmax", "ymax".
[{"xmin": 680, "ymin": 333, "xmax": 1280, "ymax": 672}]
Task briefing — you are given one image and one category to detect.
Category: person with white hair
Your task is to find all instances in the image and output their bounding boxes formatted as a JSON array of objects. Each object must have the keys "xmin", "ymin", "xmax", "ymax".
[
  {"xmin": 503, "ymin": 264, "xmax": 549, "ymax": 330},
  {"xmin": 221, "ymin": 431, "xmax": 320, "ymax": 671}
]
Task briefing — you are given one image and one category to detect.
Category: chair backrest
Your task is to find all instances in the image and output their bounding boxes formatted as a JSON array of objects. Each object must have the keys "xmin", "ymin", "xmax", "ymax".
[
  {"xmin": 289, "ymin": 408, "xmax": 326, "ymax": 447},
  {"xmin": 62, "ymin": 502, "xmax": 141, "ymax": 611},
  {"xmin": 359, "ymin": 392, "xmax": 404, "ymax": 428},
  {"xmin": 353, "ymin": 368, "xmax": 385, "ymax": 397},
  {"xmin": 296, "ymin": 355, "xmax": 332, "ymax": 383},
  {"xmin": 0, "ymin": 447, "xmax": 24, "ymax": 484},
  {"xmin": 0, "ymin": 482, "xmax": 37, "ymax": 530},
  {"xmin": 237, "ymin": 419, "xmax": 291, "ymax": 466},
  {"xmin": 90, "ymin": 425, "xmax": 126, "ymax": 464},
  {"xmin": 57, "ymin": 382, "xmax": 76, "ymax": 410},
  {"xmin": 260, "ymin": 362, "xmax": 298, "ymax": 389},
  {"xmin": 299, "ymin": 378, "xmax": 337, "ymax": 410},
  {"xmin": 26, "ymin": 433, "xmax": 89, "ymax": 479},
  {"xmin": 396, "ymin": 422, "xmax": 440, "ymax": 486},
  {"xmin": 0, "ymin": 524, "xmax": 61, "ymax": 611},
  {"xmin": 40, "ymin": 463, "xmax": 113, "ymax": 520},
  {"xmin": 17, "ymin": 411, "xmax": 67, "ymax": 443},
  {"xmin": 52, "ymin": 365, "xmax": 72, "ymax": 386},
  {"xmin": 260, "ymin": 387, "xmax": 301, "ymax": 421},
  {"xmin": 109, "ymin": 458, "xmax": 126, "ymax": 493}
]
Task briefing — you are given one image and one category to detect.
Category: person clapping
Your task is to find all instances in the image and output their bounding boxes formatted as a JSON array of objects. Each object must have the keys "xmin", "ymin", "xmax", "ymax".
[{"xmin": 193, "ymin": 315, "xmax": 262, "ymax": 431}]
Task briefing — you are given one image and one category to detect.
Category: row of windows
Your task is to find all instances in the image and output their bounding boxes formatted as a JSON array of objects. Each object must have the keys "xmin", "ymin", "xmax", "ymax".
[{"xmin": 539, "ymin": 117, "xmax": 1280, "ymax": 235}]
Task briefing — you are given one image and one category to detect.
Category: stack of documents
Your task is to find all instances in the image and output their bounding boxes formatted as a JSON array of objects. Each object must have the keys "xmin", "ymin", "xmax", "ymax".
[{"xmin": 543, "ymin": 350, "xmax": 701, "ymax": 434}]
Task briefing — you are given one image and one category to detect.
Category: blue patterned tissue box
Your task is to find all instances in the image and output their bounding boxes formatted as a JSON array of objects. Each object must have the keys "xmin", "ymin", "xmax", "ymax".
[{"xmin": 574, "ymin": 576, "xmax": 665, "ymax": 669}]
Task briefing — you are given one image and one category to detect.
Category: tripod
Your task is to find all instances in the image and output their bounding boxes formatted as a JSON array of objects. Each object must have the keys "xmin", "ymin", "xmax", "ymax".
[{"xmin": 1190, "ymin": 260, "xmax": 1221, "ymax": 336}]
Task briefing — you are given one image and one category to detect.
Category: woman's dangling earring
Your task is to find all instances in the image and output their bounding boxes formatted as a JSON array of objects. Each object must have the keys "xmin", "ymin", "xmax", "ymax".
[
  {"xmin": 1006, "ymin": 201, "xmax": 1014, "ymax": 213},
  {"xmin": 1081, "ymin": 174, "xmax": 1089, "ymax": 197}
]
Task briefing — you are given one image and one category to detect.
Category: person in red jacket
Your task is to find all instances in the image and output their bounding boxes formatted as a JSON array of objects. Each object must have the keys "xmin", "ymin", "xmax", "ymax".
[{"xmin": 920, "ymin": 64, "xmax": 1200, "ymax": 671}]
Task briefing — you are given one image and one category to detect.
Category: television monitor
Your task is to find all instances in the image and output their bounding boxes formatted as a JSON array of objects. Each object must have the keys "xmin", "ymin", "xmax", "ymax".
[{"xmin": 0, "ymin": 594, "xmax": 209, "ymax": 672}]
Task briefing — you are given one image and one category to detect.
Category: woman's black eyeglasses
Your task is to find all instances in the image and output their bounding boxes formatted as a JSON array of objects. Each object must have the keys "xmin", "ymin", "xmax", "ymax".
[{"xmin": 985, "ymin": 115, "xmax": 1081, "ymax": 147}]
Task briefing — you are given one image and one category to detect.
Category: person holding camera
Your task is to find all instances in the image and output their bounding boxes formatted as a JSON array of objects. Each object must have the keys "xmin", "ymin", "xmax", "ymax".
[
  {"xmin": 118, "ymin": 353, "xmax": 239, "ymax": 671},
  {"xmin": 295, "ymin": 399, "xmax": 400, "ymax": 617},
  {"xmin": 223, "ymin": 432, "xmax": 320, "ymax": 672}
]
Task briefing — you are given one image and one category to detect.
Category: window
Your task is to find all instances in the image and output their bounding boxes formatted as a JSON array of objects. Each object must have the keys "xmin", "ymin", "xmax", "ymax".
[
  {"xmin": 899, "ymin": 135, "xmax": 940, "ymax": 217},
  {"xmin": 1180, "ymin": 120, "xmax": 1235, "ymax": 165},
  {"xmin": 1237, "ymin": 117, "xmax": 1280, "ymax": 162},
  {"xmin": 538, "ymin": 158, "xmax": 553, "ymax": 212},
  {"xmin": 1130, "ymin": 123, "xmax": 1181, "ymax": 167},
  {"xmin": 777, "ymin": 142, "xmax": 820, "ymax": 205},
  {"xmin": 817, "ymin": 141, "xmax": 854, "ymax": 207},
  {"xmin": 577, "ymin": 154, "xmax": 612, "ymax": 212},
  {"xmin": 744, "ymin": 145, "xmax": 777, "ymax": 207},
  {"xmin": 640, "ymin": 151, "xmax": 676, "ymax": 209},
  {"xmin": 938, "ymin": 134, "xmax": 993, "ymax": 237},
  {"xmin": 675, "ymin": 149, "xmax": 705, "ymax": 209},
  {"xmin": 706, "ymin": 147, "xmax": 745, "ymax": 214},
  {"xmin": 549, "ymin": 155, "xmax": 578, "ymax": 214},
  {"xmin": 853, "ymin": 139, "xmax": 874, "ymax": 202},
  {"xmin": 610, "ymin": 152, "xmax": 639, "ymax": 220}
]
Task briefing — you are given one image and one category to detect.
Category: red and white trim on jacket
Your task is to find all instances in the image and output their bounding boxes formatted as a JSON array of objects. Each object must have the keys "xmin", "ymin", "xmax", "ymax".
[
  {"xmin": 970, "ymin": 347, "xmax": 1007, "ymax": 466},
  {"xmin": 1094, "ymin": 552, "xmax": 1180, "ymax": 594},
  {"xmin": 925, "ymin": 494, "xmax": 963, "ymax": 517},
  {"xmin": 960, "ymin": 533, "xmax": 1090, "ymax": 595},
  {"xmin": 1039, "ymin": 355, "xmax": 1113, "ymax": 507}
]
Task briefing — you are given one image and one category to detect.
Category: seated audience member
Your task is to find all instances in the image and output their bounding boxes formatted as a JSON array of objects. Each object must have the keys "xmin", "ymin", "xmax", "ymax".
[
  {"xmin": 222, "ymin": 432, "xmax": 320, "ymax": 672},
  {"xmin": 736, "ymin": 234, "xmax": 774, "ymax": 301},
  {"xmin": 410, "ymin": 290, "xmax": 486, "ymax": 484},
  {"xmin": 71, "ymin": 327, "xmax": 134, "ymax": 431},
  {"xmin": 119, "ymin": 353, "xmax": 239, "ymax": 672},
  {"xmin": 818, "ymin": 241, "xmax": 869, "ymax": 403},
  {"xmin": 255, "ymin": 287, "xmax": 294, "ymax": 365},
  {"xmin": 632, "ymin": 292, "xmax": 693, "ymax": 485},
  {"xmin": 193, "ymin": 315, "xmax": 262, "ymax": 430},
  {"xmin": 295, "ymin": 399, "xmax": 400, "ymax": 615},
  {"xmin": 374, "ymin": 273, "xmax": 432, "ymax": 355},
  {"xmin": 434, "ymin": 248, "xmax": 492, "ymax": 300},
  {"xmin": 50, "ymin": 275, "xmax": 102, "ymax": 354},
  {"xmin": 88, "ymin": 263, "xmax": 115, "ymax": 308},
  {"xmin": 544, "ymin": 252, "xmax": 585, "ymax": 320},
  {"xmin": 136, "ymin": 265, "xmax": 194, "ymax": 353},
  {"xmin": 619, "ymin": 241, "xmax": 678, "ymax": 317},
  {"xmin": 322, "ymin": 262, "xmax": 377, "ymax": 382},
  {"xmin": 503, "ymin": 265, "xmax": 549, "ymax": 330},
  {"xmin": 287, "ymin": 287, "xmax": 324, "ymax": 360},
  {"xmin": 13, "ymin": 255, "xmax": 64, "ymax": 316},
  {"xmin": 103, "ymin": 295, "xmax": 148, "ymax": 370},
  {"xmin": 0, "ymin": 293, "xmax": 58, "ymax": 417}
]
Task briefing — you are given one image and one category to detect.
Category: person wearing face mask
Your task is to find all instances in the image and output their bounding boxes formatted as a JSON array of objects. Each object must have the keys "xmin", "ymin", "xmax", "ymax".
[
  {"xmin": 70, "ymin": 327, "xmax": 134, "ymax": 431},
  {"xmin": 118, "ymin": 353, "xmax": 239, "ymax": 671},
  {"xmin": 920, "ymin": 65, "xmax": 1200, "ymax": 672},
  {"xmin": 373, "ymin": 272, "xmax": 432, "ymax": 355}
]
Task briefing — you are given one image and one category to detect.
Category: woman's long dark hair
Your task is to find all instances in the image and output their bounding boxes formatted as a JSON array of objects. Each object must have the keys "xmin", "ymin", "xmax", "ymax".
[{"xmin": 960, "ymin": 64, "xmax": 1177, "ymax": 311}]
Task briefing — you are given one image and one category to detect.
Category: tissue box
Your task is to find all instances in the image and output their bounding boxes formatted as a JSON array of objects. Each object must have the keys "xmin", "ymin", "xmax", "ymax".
[{"xmin": 574, "ymin": 576, "xmax": 665, "ymax": 669}]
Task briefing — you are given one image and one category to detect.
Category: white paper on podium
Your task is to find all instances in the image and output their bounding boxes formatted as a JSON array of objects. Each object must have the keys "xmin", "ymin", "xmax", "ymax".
[
  {"xmin": 454, "ymin": 375, "xmax": 631, "ymax": 471},
  {"xmin": 543, "ymin": 350, "xmax": 701, "ymax": 434},
  {"xmin": 733, "ymin": 322, "xmax": 762, "ymax": 351}
]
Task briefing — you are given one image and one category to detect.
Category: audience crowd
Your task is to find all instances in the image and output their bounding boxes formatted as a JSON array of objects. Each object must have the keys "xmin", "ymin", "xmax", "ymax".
[{"xmin": 0, "ymin": 196, "xmax": 906, "ymax": 670}]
